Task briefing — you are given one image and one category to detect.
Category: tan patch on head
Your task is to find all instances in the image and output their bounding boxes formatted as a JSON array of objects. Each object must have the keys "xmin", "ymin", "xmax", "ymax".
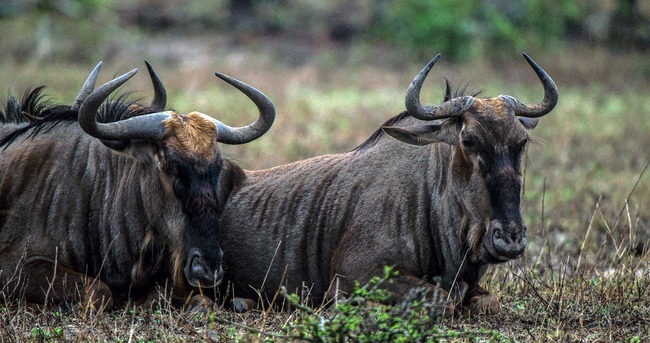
[
  {"xmin": 469, "ymin": 98, "xmax": 512, "ymax": 120},
  {"xmin": 163, "ymin": 112, "xmax": 218, "ymax": 162}
]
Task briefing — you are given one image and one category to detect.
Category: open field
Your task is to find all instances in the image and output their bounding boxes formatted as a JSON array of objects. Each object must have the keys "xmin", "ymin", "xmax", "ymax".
[{"xmin": 0, "ymin": 24, "xmax": 649, "ymax": 341}]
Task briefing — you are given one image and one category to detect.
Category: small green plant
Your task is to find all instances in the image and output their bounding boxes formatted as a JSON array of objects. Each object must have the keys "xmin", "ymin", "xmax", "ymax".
[
  {"xmin": 30, "ymin": 326, "xmax": 64, "ymax": 340},
  {"xmin": 629, "ymin": 335, "xmax": 642, "ymax": 343},
  {"xmin": 280, "ymin": 266, "xmax": 505, "ymax": 342}
]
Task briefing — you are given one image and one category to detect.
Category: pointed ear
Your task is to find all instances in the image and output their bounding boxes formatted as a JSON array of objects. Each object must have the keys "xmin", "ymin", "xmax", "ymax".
[
  {"xmin": 382, "ymin": 122, "xmax": 459, "ymax": 146},
  {"xmin": 518, "ymin": 117, "xmax": 539, "ymax": 130}
]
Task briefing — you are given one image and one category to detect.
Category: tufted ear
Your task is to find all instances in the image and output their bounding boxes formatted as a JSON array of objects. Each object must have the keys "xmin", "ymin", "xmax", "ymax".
[
  {"xmin": 518, "ymin": 117, "xmax": 539, "ymax": 130},
  {"xmin": 382, "ymin": 121, "xmax": 459, "ymax": 146}
]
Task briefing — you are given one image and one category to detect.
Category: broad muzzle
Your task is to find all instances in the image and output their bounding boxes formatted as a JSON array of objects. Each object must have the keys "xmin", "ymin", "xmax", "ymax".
[
  {"xmin": 488, "ymin": 220, "xmax": 527, "ymax": 261},
  {"xmin": 184, "ymin": 247, "xmax": 224, "ymax": 288}
]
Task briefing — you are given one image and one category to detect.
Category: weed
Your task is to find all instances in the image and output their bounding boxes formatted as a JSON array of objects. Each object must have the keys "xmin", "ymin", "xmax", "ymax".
[
  {"xmin": 30, "ymin": 326, "xmax": 63, "ymax": 340},
  {"xmin": 277, "ymin": 267, "xmax": 504, "ymax": 342}
]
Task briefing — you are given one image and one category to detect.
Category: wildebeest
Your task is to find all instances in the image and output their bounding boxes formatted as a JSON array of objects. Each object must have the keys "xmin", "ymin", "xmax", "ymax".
[
  {"xmin": 0, "ymin": 62, "xmax": 274, "ymax": 309},
  {"xmin": 217, "ymin": 53, "xmax": 557, "ymax": 314}
]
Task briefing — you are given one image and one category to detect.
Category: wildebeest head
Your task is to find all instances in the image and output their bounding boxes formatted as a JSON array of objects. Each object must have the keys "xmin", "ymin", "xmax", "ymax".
[
  {"xmin": 383, "ymin": 53, "xmax": 557, "ymax": 264},
  {"xmin": 75, "ymin": 63, "xmax": 275, "ymax": 289}
]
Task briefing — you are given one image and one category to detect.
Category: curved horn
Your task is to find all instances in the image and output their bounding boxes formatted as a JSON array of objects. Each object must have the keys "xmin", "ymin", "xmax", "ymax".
[
  {"xmin": 501, "ymin": 53, "xmax": 558, "ymax": 118},
  {"xmin": 211, "ymin": 72, "xmax": 275, "ymax": 145},
  {"xmin": 78, "ymin": 68, "xmax": 171, "ymax": 141},
  {"xmin": 145, "ymin": 61, "xmax": 167, "ymax": 111},
  {"xmin": 71, "ymin": 61, "xmax": 102, "ymax": 110},
  {"xmin": 405, "ymin": 53, "xmax": 475, "ymax": 121}
]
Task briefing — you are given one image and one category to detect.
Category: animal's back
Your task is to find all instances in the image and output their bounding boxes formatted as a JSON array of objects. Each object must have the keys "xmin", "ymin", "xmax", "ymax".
[
  {"xmin": 219, "ymin": 130, "xmax": 443, "ymax": 303},
  {"xmin": 219, "ymin": 153, "xmax": 351, "ymax": 301}
]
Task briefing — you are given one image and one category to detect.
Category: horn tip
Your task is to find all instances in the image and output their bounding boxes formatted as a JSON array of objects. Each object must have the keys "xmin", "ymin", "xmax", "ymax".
[
  {"xmin": 522, "ymin": 53, "xmax": 534, "ymax": 63},
  {"xmin": 214, "ymin": 71, "xmax": 236, "ymax": 84},
  {"xmin": 424, "ymin": 53, "xmax": 442, "ymax": 70},
  {"xmin": 144, "ymin": 62, "xmax": 159, "ymax": 79},
  {"xmin": 115, "ymin": 68, "xmax": 138, "ymax": 83},
  {"xmin": 91, "ymin": 61, "xmax": 103, "ymax": 73}
]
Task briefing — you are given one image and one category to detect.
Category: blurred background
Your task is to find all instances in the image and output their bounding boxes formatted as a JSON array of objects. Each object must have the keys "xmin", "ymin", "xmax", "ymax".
[
  {"xmin": 1, "ymin": 0, "xmax": 649, "ymax": 63},
  {"xmin": 0, "ymin": 0, "xmax": 648, "ymax": 264}
]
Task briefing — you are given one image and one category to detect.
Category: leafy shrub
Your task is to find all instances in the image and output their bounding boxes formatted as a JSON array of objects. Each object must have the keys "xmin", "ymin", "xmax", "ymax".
[
  {"xmin": 475, "ymin": 0, "xmax": 581, "ymax": 55},
  {"xmin": 277, "ymin": 266, "xmax": 505, "ymax": 342},
  {"xmin": 369, "ymin": 0, "xmax": 584, "ymax": 60},
  {"xmin": 370, "ymin": 0, "xmax": 477, "ymax": 61}
]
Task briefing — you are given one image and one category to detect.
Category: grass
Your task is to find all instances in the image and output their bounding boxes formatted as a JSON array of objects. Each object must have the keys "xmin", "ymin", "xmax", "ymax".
[{"xmin": 0, "ymin": 24, "xmax": 648, "ymax": 341}]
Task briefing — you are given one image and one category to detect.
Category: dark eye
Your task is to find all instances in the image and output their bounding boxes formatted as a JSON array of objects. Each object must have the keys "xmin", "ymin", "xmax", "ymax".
[
  {"xmin": 517, "ymin": 140, "xmax": 528, "ymax": 153},
  {"xmin": 174, "ymin": 178, "xmax": 187, "ymax": 198},
  {"xmin": 462, "ymin": 137, "xmax": 474, "ymax": 149}
]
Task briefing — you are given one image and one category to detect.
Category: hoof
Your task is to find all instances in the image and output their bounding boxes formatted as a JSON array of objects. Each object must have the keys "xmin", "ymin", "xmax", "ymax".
[
  {"xmin": 82, "ymin": 282, "xmax": 113, "ymax": 311},
  {"xmin": 464, "ymin": 286, "xmax": 499, "ymax": 315},
  {"xmin": 231, "ymin": 297, "xmax": 256, "ymax": 313},
  {"xmin": 441, "ymin": 300, "xmax": 457, "ymax": 318},
  {"xmin": 186, "ymin": 294, "xmax": 215, "ymax": 312},
  {"xmin": 431, "ymin": 286, "xmax": 456, "ymax": 317},
  {"xmin": 467, "ymin": 293, "xmax": 499, "ymax": 314}
]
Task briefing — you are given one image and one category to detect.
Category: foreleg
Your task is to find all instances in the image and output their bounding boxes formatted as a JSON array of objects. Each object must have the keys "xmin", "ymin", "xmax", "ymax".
[
  {"xmin": 19, "ymin": 256, "xmax": 113, "ymax": 310},
  {"xmin": 462, "ymin": 283, "xmax": 499, "ymax": 314}
]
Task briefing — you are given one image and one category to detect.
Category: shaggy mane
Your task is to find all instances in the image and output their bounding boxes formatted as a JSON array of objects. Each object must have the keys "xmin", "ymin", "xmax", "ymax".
[{"xmin": 0, "ymin": 87, "xmax": 159, "ymax": 149}]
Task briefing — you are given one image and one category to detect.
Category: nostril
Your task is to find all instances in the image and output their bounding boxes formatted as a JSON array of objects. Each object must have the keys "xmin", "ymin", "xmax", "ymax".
[
  {"xmin": 513, "ymin": 224, "xmax": 527, "ymax": 243},
  {"xmin": 494, "ymin": 229, "xmax": 512, "ymax": 244},
  {"xmin": 510, "ymin": 230, "xmax": 521, "ymax": 243},
  {"xmin": 191, "ymin": 255, "xmax": 210, "ymax": 277}
]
